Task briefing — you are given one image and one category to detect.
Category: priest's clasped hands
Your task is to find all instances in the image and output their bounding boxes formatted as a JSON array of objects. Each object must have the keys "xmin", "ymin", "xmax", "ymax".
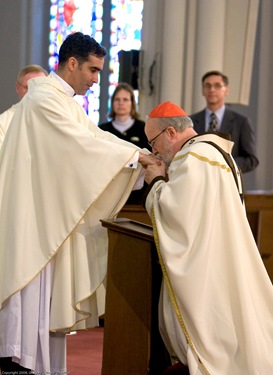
[{"xmin": 139, "ymin": 152, "xmax": 167, "ymax": 184}]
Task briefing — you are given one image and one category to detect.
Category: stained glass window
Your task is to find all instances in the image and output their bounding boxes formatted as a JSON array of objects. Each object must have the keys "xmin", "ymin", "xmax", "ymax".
[
  {"xmin": 108, "ymin": 0, "xmax": 143, "ymax": 110},
  {"xmin": 49, "ymin": 0, "xmax": 143, "ymax": 124}
]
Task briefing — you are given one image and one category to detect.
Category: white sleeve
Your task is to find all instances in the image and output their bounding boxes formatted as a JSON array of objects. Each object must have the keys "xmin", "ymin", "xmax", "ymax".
[
  {"xmin": 124, "ymin": 151, "xmax": 144, "ymax": 190},
  {"xmin": 125, "ymin": 151, "xmax": 139, "ymax": 169}
]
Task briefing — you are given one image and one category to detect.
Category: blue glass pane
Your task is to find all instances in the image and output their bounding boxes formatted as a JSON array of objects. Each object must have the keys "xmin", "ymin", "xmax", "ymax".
[{"xmin": 108, "ymin": 0, "xmax": 143, "ymax": 108}]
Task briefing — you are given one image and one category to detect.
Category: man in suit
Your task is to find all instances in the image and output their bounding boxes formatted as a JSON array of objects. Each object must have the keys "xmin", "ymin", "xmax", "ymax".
[{"xmin": 190, "ymin": 70, "xmax": 259, "ymax": 173}]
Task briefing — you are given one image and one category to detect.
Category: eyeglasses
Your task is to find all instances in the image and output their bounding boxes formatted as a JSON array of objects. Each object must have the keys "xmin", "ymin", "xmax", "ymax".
[
  {"xmin": 147, "ymin": 128, "xmax": 166, "ymax": 148},
  {"xmin": 203, "ymin": 83, "xmax": 225, "ymax": 90}
]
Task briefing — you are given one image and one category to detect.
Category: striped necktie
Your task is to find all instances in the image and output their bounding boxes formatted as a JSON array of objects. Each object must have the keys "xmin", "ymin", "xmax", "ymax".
[{"xmin": 209, "ymin": 112, "xmax": 218, "ymax": 131}]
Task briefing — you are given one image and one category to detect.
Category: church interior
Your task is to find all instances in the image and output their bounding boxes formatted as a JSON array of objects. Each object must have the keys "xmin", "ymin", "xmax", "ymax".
[{"xmin": 0, "ymin": 1, "xmax": 272, "ymax": 374}]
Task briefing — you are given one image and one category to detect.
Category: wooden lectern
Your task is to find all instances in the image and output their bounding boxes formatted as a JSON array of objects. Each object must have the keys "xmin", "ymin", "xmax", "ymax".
[{"xmin": 100, "ymin": 218, "xmax": 170, "ymax": 375}]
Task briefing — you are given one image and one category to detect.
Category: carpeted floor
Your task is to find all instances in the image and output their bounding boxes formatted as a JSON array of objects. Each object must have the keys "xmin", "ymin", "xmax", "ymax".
[{"xmin": 67, "ymin": 327, "xmax": 104, "ymax": 375}]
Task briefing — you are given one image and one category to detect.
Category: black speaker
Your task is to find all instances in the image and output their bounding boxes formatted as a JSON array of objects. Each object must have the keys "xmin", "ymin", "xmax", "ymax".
[{"xmin": 118, "ymin": 49, "xmax": 139, "ymax": 90}]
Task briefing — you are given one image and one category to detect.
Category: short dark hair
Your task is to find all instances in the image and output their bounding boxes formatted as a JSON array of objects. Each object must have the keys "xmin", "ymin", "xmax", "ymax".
[
  {"xmin": 58, "ymin": 32, "xmax": 107, "ymax": 67},
  {"xmin": 202, "ymin": 70, "xmax": 229, "ymax": 86}
]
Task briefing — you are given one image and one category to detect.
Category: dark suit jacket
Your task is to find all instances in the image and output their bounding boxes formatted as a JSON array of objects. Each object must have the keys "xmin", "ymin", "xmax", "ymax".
[{"xmin": 190, "ymin": 108, "xmax": 259, "ymax": 173}]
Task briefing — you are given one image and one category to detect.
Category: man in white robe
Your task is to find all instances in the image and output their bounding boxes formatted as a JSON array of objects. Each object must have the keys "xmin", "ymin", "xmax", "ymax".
[
  {"xmin": 0, "ymin": 32, "xmax": 155, "ymax": 374},
  {"xmin": 144, "ymin": 101, "xmax": 273, "ymax": 375},
  {"xmin": 0, "ymin": 64, "xmax": 48, "ymax": 149}
]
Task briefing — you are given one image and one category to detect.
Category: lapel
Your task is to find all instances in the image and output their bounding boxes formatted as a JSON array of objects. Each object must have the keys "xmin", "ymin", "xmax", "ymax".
[
  {"xmin": 193, "ymin": 110, "xmax": 206, "ymax": 133},
  {"xmin": 220, "ymin": 108, "xmax": 234, "ymax": 133}
]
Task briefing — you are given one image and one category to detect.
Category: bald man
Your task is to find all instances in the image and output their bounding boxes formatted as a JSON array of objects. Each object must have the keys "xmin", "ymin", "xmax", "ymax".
[{"xmin": 144, "ymin": 101, "xmax": 273, "ymax": 375}]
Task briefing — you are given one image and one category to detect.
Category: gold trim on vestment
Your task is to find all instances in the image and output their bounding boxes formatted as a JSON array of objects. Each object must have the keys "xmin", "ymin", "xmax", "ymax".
[
  {"xmin": 174, "ymin": 151, "xmax": 232, "ymax": 172},
  {"xmin": 151, "ymin": 205, "xmax": 211, "ymax": 375}
]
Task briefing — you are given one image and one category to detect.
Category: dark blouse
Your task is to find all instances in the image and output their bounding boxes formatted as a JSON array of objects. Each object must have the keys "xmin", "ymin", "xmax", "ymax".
[{"xmin": 99, "ymin": 119, "xmax": 151, "ymax": 150}]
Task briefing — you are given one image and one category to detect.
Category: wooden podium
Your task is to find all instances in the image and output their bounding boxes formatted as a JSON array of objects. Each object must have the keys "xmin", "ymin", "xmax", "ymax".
[{"xmin": 100, "ymin": 218, "xmax": 170, "ymax": 375}]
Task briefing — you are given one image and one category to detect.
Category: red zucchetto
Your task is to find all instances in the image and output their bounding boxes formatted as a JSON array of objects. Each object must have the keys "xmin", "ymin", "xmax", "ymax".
[{"xmin": 149, "ymin": 101, "xmax": 188, "ymax": 118}]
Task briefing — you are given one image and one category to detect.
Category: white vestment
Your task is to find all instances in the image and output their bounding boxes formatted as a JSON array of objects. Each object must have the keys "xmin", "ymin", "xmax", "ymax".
[
  {"xmin": 0, "ymin": 103, "xmax": 18, "ymax": 149},
  {"xmin": 145, "ymin": 134, "xmax": 273, "ymax": 375},
  {"xmin": 0, "ymin": 73, "xmax": 146, "ymax": 372}
]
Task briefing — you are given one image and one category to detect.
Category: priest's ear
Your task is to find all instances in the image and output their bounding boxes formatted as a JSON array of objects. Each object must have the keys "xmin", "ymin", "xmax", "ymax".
[
  {"xmin": 67, "ymin": 57, "xmax": 79, "ymax": 72},
  {"xmin": 166, "ymin": 126, "xmax": 177, "ymax": 140}
]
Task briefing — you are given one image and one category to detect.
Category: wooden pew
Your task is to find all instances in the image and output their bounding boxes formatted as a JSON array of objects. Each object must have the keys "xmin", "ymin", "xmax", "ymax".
[{"xmin": 245, "ymin": 190, "xmax": 273, "ymax": 281}]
